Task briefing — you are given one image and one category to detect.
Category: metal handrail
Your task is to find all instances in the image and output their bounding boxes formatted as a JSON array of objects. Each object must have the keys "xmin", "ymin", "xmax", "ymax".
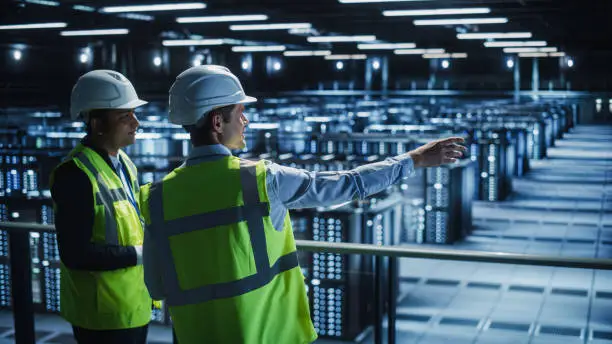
[
  {"xmin": 295, "ymin": 240, "xmax": 612, "ymax": 270},
  {"xmin": 4, "ymin": 222, "xmax": 611, "ymax": 271}
]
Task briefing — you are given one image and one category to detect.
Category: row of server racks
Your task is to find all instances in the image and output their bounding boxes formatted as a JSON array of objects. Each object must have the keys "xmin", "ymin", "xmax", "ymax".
[{"xmin": 0, "ymin": 98, "xmax": 577, "ymax": 341}]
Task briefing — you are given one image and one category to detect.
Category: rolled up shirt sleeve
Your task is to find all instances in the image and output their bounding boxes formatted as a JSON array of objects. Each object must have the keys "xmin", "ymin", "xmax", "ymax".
[{"xmin": 266, "ymin": 154, "xmax": 415, "ymax": 210}]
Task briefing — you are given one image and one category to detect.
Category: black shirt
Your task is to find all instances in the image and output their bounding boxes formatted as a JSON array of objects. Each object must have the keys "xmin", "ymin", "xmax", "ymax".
[{"xmin": 51, "ymin": 139, "xmax": 138, "ymax": 271}]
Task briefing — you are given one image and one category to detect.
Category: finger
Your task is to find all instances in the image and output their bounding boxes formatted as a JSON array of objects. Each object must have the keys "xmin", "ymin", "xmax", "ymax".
[
  {"xmin": 446, "ymin": 143, "xmax": 467, "ymax": 151},
  {"xmin": 440, "ymin": 137, "xmax": 465, "ymax": 145},
  {"xmin": 445, "ymin": 150, "xmax": 464, "ymax": 158},
  {"xmin": 442, "ymin": 157, "xmax": 457, "ymax": 164}
]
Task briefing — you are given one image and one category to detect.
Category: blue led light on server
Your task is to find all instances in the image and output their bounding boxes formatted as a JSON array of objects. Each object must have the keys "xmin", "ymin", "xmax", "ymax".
[
  {"xmin": 0, "ymin": 264, "xmax": 10, "ymax": 308},
  {"xmin": 312, "ymin": 286, "xmax": 343, "ymax": 337}
]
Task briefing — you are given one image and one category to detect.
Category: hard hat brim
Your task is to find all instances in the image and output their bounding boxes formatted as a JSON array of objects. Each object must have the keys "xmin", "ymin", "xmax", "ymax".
[
  {"xmin": 115, "ymin": 98, "xmax": 148, "ymax": 110},
  {"xmin": 237, "ymin": 95, "xmax": 257, "ymax": 105}
]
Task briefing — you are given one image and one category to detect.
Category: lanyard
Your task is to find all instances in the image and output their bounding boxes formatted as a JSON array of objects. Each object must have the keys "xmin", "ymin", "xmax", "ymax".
[{"xmin": 117, "ymin": 158, "xmax": 144, "ymax": 226}]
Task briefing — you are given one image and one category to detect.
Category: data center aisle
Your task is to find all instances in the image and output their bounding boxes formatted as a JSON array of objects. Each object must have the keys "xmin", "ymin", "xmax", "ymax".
[
  {"xmin": 1, "ymin": 125, "xmax": 610, "ymax": 344},
  {"xmin": 387, "ymin": 124, "xmax": 612, "ymax": 344}
]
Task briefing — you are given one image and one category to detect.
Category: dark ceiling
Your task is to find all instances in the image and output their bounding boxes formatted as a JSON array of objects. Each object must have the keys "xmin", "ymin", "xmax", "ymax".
[{"xmin": 3, "ymin": 0, "xmax": 612, "ymax": 57}]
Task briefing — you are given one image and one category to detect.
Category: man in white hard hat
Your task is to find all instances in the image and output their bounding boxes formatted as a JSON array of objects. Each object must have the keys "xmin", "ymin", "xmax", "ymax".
[
  {"xmin": 140, "ymin": 65, "xmax": 466, "ymax": 344},
  {"xmin": 50, "ymin": 70, "xmax": 152, "ymax": 344}
]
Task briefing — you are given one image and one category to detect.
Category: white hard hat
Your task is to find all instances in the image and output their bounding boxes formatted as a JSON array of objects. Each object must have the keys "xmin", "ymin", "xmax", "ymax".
[
  {"xmin": 70, "ymin": 69, "xmax": 147, "ymax": 121},
  {"xmin": 169, "ymin": 65, "xmax": 257, "ymax": 126}
]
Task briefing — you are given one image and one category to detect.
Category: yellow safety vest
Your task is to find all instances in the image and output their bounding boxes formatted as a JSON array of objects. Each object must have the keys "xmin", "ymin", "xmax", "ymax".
[
  {"xmin": 140, "ymin": 156, "xmax": 317, "ymax": 344},
  {"xmin": 50, "ymin": 144, "xmax": 151, "ymax": 330}
]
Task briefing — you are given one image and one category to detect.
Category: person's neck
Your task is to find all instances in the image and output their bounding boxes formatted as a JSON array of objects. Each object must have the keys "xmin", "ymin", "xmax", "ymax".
[
  {"xmin": 191, "ymin": 131, "xmax": 221, "ymax": 147},
  {"xmin": 88, "ymin": 135, "xmax": 119, "ymax": 156}
]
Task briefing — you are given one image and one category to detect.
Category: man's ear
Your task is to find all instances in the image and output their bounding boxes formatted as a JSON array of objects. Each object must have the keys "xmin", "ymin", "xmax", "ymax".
[{"xmin": 211, "ymin": 112, "xmax": 223, "ymax": 133}]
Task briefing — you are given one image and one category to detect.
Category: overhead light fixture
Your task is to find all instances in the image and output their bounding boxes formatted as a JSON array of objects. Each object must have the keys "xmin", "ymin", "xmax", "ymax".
[
  {"xmin": 153, "ymin": 56, "xmax": 162, "ymax": 66},
  {"xmin": 441, "ymin": 59, "xmax": 450, "ymax": 69},
  {"xmin": 232, "ymin": 45, "xmax": 286, "ymax": 52},
  {"xmin": 117, "ymin": 13, "xmax": 155, "ymax": 21},
  {"xmin": 422, "ymin": 53, "xmax": 467, "ymax": 59},
  {"xmin": 177, "ymin": 15, "xmax": 268, "ymax": 23},
  {"xmin": 357, "ymin": 43, "xmax": 416, "ymax": 50},
  {"xmin": 506, "ymin": 57, "xmax": 514, "ymax": 69},
  {"xmin": 457, "ymin": 32, "xmax": 532, "ymax": 39},
  {"xmin": 394, "ymin": 48, "xmax": 445, "ymax": 55},
  {"xmin": 422, "ymin": 53, "xmax": 450, "ymax": 59},
  {"xmin": 339, "ymin": 0, "xmax": 435, "ymax": 3},
  {"xmin": 484, "ymin": 41, "xmax": 547, "ymax": 48},
  {"xmin": 307, "ymin": 35, "xmax": 376, "ymax": 43},
  {"xmin": 25, "ymin": 0, "xmax": 59, "ymax": 6},
  {"xmin": 230, "ymin": 23, "xmax": 311, "ymax": 31},
  {"xmin": 567, "ymin": 58, "xmax": 574, "ymax": 67},
  {"xmin": 372, "ymin": 59, "xmax": 381, "ymax": 70},
  {"xmin": 518, "ymin": 52, "xmax": 548, "ymax": 58},
  {"xmin": 283, "ymin": 50, "xmax": 331, "ymax": 57},
  {"xmin": 79, "ymin": 52, "xmax": 89, "ymax": 63},
  {"xmin": 414, "ymin": 17, "xmax": 508, "ymax": 26},
  {"xmin": 549, "ymin": 52, "xmax": 566, "ymax": 57},
  {"xmin": 335, "ymin": 61, "xmax": 344, "ymax": 70},
  {"xmin": 503, "ymin": 47, "xmax": 557, "ymax": 53},
  {"xmin": 383, "ymin": 8, "xmax": 490, "ymax": 16},
  {"xmin": 13, "ymin": 50, "xmax": 22, "ymax": 61},
  {"xmin": 73, "ymin": 5, "xmax": 96, "ymax": 12},
  {"xmin": 0, "ymin": 22, "xmax": 67, "ymax": 30},
  {"xmin": 324, "ymin": 54, "xmax": 367, "ymax": 60},
  {"xmin": 162, "ymin": 39, "xmax": 225, "ymax": 46},
  {"xmin": 101, "ymin": 3, "xmax": 206, "ymax": 13},
  {"xmin": 61, "ymin": 29, "xmax": 129, "ymax": 36}
]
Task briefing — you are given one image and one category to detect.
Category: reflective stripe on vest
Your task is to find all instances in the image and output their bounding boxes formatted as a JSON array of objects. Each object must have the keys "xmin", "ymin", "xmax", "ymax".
[
  {"xmin": 148, "ymin": 159, "xmax": 299, "ymax": 307},
  {"xmin": 74, "ymin": 152, "xmax": 128, "ymax": 245}
]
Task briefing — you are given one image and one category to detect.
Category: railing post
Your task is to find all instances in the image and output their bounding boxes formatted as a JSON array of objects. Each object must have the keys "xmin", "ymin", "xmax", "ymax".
[
  {"xmin": 9, "ymin": 230, "xmax": 35, "ymax": 344},
  {"xmin": 374, "ymin": 255, "xmax": 383, "ymax": 344},
  {"xmin": 388, "ymin": 257, "xmax": 397, "ymax": 344}
]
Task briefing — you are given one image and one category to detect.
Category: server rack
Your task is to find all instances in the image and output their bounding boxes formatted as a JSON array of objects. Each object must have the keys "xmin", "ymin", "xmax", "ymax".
[{"xmin": 291, "ymin": 193, "xmax": 402, "ymax": 340}]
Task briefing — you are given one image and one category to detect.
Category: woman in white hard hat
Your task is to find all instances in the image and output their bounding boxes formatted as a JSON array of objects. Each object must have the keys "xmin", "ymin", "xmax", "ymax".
[
  {"xmin": 50, "ymin": 70, "xmax": 153, "ymax": 344},
  {"xmin": 140, "ymin": 65, "xmax": 465, "ymax": 344}
]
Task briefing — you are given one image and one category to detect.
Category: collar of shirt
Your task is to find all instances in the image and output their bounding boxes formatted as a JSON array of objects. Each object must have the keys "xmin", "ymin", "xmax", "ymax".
[
  {"xmin": 108, "ymin": 155, "xmax": 121, "ymax": 172},
  {"xmin": 186, "ymin": 144, "xmax": 233, "ymax": 166}
]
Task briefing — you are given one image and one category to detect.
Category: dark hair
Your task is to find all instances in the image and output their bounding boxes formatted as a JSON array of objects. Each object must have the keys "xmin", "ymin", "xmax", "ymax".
[{"xmin": 85, "ymin": 109, "xmax": 112, "ymax": 135}]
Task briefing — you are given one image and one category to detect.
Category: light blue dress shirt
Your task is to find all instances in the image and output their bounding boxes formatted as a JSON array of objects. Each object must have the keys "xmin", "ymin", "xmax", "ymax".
[{"xmin": 143, "ymin": 144, "xmax": 415, "ymax": 300}]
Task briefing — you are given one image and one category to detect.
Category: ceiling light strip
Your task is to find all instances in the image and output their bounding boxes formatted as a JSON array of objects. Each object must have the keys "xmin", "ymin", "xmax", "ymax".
[
  {"xmin": 101, "ymin": 3, "xmax": 206, "ymax": 13},
  {"xmin": 61, "ymin": 29, "xmax": 129, "ymax": 36},
  {"xmin": 414, "ymin": 17, "xmax": 508, "ymax": 25},
  {"xmin": 162, "ymin": 39, "xmax": 225, "ymax": 46},
  {"xmin": 457, "ymin": 32, "xmax": 532, "ymax": 39},
  {"xmin": 283, "ymin": 50, "xmax": 332, "ymax": 56},
  {"xmin": 383, "ymin": 8, "xmax": 490, "ymax": 16},
  {"xmin": 394, "ymin": 48, "xmax": 445, "ymax": 55},
  {"xmin": 231, "ymin": 45, "xmax": 286, "ymax": 52},
  {"xmin": 503, "ymin": 47, "xmax": 557, "ymax": 53},
  {"xmin": 0, "ymin": 22, "xmax": 67, "ymax": 30},
  {"xmin": 308, "ymin": 35, "xmax": 376, "ymax": 43},
  {"xmin": 357, "ymin": 43, "xmax": 416, "ymax": 50},
  {"xmin": 177, "ymin": 15, "xmax": 268, "ymax": 23},
  {"xmin": 230, "ymin": 23, "xmax": 311, "ymax": 31},
  {"xmin": 484, "ymin": 41, "xmax": 547, "ymax": 47},
  {"xmin": 324, "ymin": 54, "xmax": 367, "ymax": 60}
]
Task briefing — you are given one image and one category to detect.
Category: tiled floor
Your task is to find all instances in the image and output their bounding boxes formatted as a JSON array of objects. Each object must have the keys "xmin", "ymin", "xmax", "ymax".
[
  {"xmin": 391, "ymin": 124, "xmax": 612, "ymax": 344},
  {"xmin": 0, "ymin": 125, "xmax": 610, "ymax": 343}
]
